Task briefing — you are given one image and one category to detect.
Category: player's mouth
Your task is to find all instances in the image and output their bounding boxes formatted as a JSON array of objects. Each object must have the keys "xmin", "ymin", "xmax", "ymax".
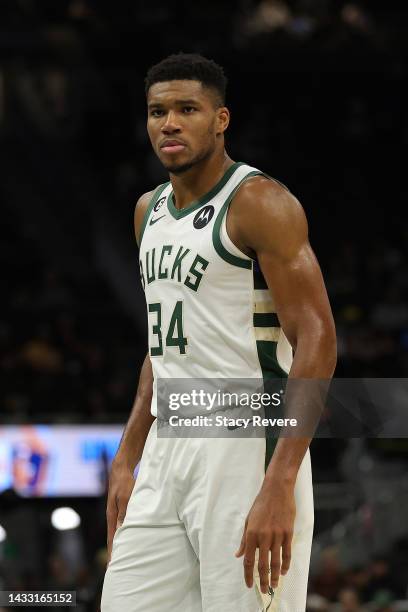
[{"xmin": 160, "ymin": 139, "xmax": 186, "ymax": 154}]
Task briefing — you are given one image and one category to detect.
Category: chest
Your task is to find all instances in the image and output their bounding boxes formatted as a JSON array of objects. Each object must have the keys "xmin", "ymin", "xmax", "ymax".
[{"xmin": 139, "ymin": 198, "xmax": 221, "ymax": 294}]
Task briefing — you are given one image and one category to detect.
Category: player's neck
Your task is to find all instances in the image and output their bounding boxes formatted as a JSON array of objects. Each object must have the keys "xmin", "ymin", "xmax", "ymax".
[{"xmin": 170, "ymin": 150, "xmax": 234, "ymax": 211}]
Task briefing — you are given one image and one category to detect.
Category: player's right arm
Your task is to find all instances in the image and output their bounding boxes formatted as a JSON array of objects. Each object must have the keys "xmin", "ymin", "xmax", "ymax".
[{"xmin": 106, "ymin": 191, "xmax": 155, "ymax": 563}]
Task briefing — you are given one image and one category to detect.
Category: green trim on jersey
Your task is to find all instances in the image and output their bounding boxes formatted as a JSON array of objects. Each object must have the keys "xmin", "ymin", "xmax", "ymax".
[
  {"xmin": 257, "ymin": 340, "xmax": 289, "ymax": 470},
  {"xmin": 167, "ymin": 162, "xmax": 245, "ymax": 220},
  {"xmin": 139, "ymin": 182, "xmax": 170, "ymax": 247},
  {"xmin": 213, "ymin": 170, "xmax": 289, "ymax": 273},
  {"xmin": 257, "ymin": 340, "xmax": 288, "ymax": 380},
  {"xmin": 253, "ymin": 266, "xmax": 288, "ymax": 380},
  {"xmin": 212, "ymin": 170, "xmax": 261, "ymax": 269},
  {"xmin": 252, "ymin": 263, "xmax": 289, "ymax": 470},
  {"xmin": 253, "ymin": 266, "xmax": 268, "ymax": 289},
  {"xmin": 253, "ymin": 312, "xmax": 280, "ymax": 328}
]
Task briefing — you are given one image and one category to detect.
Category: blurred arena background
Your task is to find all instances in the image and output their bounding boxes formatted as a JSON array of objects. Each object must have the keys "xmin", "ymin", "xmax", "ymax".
[{"xmin": 1, "ymin": 0, "xmax": 408, "ymax": 610}]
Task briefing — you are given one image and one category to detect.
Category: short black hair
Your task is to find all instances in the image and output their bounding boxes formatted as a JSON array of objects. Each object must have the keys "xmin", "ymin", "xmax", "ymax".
[{"xmin": 145, "ymin": 52, "xmax": 227, "ymax": 106}]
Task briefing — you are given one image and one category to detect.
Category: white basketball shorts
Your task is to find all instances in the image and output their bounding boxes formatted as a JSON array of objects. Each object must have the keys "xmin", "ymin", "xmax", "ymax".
[{"xmin": 101, "ymin": 420, "xmax": 314, "ymax": 611}]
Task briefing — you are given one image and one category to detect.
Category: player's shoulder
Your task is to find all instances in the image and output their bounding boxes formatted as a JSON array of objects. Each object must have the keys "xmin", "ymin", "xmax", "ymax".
[
  {"xmin": 134, "ymin": 188, "xmax": 159, "ymax": 246},
  {"xmin": 235, "ymin": 172, "xmax": 292, "ymax": 205},
  {"xmin": 232, "ymin": 172, "xmax": 304, "ymax": 223},
  {"xmin": 134, "ymin": 189, "xmax": 156, "ymax": 216},
  {"xmin": 230, "ymin": 171, "xmax": 308, "ymax": 252}
]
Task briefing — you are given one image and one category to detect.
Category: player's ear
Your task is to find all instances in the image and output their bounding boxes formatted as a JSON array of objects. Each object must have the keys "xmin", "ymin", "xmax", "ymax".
[{"xmin": 216, "ymin": 106, "xmax": 230, "ymax": 135}]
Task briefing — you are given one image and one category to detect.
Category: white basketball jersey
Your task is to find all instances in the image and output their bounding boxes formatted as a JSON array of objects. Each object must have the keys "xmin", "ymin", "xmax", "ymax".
[{"xmin": 138, "ymin": 162, "xmax": 293, "ymax": 417}]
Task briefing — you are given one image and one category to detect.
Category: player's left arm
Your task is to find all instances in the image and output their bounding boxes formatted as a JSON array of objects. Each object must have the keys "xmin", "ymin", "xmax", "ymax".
[{"xmin": 231, "ymin": 177, "xmax": 337, "ymax": 593}]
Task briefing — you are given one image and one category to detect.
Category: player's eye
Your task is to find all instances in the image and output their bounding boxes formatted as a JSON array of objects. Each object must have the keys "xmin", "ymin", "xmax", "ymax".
[
  {"xmin": 150, "ymin": 109, "xmax": 165, "ymax": 117},
  {"xmin": 182, "ymin": 106, "xmax": 196, "ymax": 113}
]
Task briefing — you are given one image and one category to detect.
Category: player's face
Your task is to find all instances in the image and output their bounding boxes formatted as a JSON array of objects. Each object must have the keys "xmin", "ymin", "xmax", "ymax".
[{"xmin": 147, "ymin": 80, "xmax": 228, "ymax": 174}]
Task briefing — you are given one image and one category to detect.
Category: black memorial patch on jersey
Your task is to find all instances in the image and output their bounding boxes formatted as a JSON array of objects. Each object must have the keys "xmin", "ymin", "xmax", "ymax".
[
  {"xmin": 193, "ymin": 205, "xmax": 215, "ymax": 229},
  {"xmin": 153, "ymin": 197, "xmax": 166, "ymax": 212}
]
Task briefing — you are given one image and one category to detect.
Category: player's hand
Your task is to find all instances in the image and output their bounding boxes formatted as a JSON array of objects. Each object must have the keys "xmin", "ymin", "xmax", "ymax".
[
  {"xmin": 106, "ymin": 459, "xmax": 136, "ymax": 563},
  {"xmin": 235, "ymin": 481, "xmax": 296, "ymax": 594}
]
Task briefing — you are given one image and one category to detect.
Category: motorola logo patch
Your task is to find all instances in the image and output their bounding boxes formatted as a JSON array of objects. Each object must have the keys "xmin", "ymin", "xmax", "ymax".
[
  {"xmin": 154, "ymin": 197, "xmax": 166, "ymax": 212},
  {"xmin": 193, "ymin": 205, "xmax": 215, "ymax": 229}
]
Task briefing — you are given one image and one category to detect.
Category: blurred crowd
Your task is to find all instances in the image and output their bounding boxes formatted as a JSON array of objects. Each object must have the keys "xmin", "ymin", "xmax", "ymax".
[
  {"xmin": 0, "ymin": 1, "xmax": 407, "ymax": 419},
  {"xmin": 0, "ymin": 200, "xmax": 141, "ymax": 421},
  {"xmin": 307, "ymin": 544, "xmax": 408, "ymax": 611}
]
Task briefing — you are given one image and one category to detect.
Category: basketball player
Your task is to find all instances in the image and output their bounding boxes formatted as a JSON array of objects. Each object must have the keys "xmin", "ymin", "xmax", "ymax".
[{"xmin": 101, "ymin": 53, "xmax": 337, "ymax": 611}]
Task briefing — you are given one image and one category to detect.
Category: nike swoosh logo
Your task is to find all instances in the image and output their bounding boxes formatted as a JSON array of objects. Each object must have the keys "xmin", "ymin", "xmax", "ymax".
[
  {"xmin": 227, "ymin": 423, "xmax": 244, "ymax": 431},
  {"xmin": 149, "ymin": 215, "xmax": 166, "ymax": 226}
]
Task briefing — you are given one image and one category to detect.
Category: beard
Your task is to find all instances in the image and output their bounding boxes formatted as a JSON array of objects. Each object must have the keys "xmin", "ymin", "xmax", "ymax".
[{"xmin": 162, "ymin": 143, "xmax": 214, "ymax": 175}]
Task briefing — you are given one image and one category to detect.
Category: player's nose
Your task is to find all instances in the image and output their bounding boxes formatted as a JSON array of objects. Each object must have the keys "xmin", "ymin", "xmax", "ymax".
[{"xmin": 161, "ymin": 110, "xmax": 181, "ymax": 134}]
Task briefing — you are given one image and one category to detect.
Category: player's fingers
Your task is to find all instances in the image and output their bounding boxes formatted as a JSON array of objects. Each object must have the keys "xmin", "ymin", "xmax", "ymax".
[
  {"xmin": 235, "ymin": 529, "xmax": 247, "ymax": 557},
  {"xmin": 243, "ymin": 532, "xmax": 257, "ymax": 588},
  {"xmin": 269, "ymin": 536, "xmax": 283, "ymax": 589},
  {"xmin": 258, "ymin": 543, "xmax": 271, "ymax": 594},
  {"xmin": 281, "ymin": 530, "xmax": 293, "ymax": 576},
  {"xmin": 235, "ymin": 518, "xmax": 248, "ymax": 557}
]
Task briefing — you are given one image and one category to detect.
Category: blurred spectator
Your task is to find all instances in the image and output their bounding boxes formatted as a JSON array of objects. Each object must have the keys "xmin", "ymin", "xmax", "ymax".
[
  {"xmin": 307, "ymin": 593, "xmax": 331, "ymax": 611},
  {"xmin": 370, "ymin": 590, "xmax": 396, "ymax": 612},
  {"xmin": 246, "ymin": 0, "xmax": 292, "ymax": 34},
  {"xmin": 19, "ymin": 323, "xmax": 63, "ymax": 373},
  {"xmin": 363, "ymin": 558, "xmax": 398, "ymax": 603},
  {"xmin": 333, "ymin": 587, "xmax": 365, "ymax": 611},
  {"xmin": 312, "ymin": 547, "xmax": 345, "ymax": 601}
]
